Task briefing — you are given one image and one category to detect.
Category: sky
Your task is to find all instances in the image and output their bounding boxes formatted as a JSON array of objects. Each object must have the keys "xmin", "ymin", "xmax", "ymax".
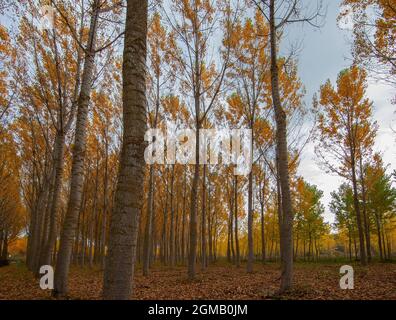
[
  {"xmin": 1, "ymin": 1, "xmax": 394, "ymax": 225},
  {"xmin": 284, "ymin": 0, "xmax": 396, "ymax": 223}
]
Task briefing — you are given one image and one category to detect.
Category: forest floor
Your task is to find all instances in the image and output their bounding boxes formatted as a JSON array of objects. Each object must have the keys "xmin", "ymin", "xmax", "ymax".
[{"xmin": 0, "ymin": 261, "xmax": 395, "ymax": 300}]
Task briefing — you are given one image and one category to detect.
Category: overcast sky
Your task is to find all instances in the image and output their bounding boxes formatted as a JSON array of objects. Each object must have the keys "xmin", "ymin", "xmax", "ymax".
[{"xmin": 285, "ymin": 0, "xmax": 396, "ymax": 223}]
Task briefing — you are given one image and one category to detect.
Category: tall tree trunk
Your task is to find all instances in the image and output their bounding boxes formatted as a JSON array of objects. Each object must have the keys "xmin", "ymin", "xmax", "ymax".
[
  {"xmin": 27, "ymin": 180, "xmax": 49, "ymax": 272},
  {"xmin": 188, "ymin": 127, "xmax": 199, "ymax": 279},
  {"xmin": 89, "ymin": 155, "xmax": 99, "ymax": 267},
  {"xmin": 269, "ymin": 0, "xmax": 294, "ymax": 292},
  {"xmin": 234, "ymin": 175, "xmax": 240, "ymax": 267},
  {"xmin": 181, "ymin": 167, "xmax": 187, "ymax": 263},
  {"xmin": 260, "ymin": 199, "xmax": 266, "ymax": 263},
  {"xmin": 53, "ymin": 1, "xmax": 100, "ymax": 297},
  {"xmin": 103, "ymin": 0, "xmax": 148, "ymax": 299},
  {"xmin": 169, "ymin": 165, "xmax": 176, "ymax": 267},
  {"xmin": 1, "ymin": 231, "xmax": 8, "ymax": 260},
  {"xmin": 359, "ymin": 157, "xmax": 371, "ymax": 262},
  {"xmin": 226, "ymin": 214, "xmax": 231, "ymax": 263},
  {"xmin": 101, "ymin": 137, "xmax": 109, "ymax": 269},
  {"xmin": 38, "ymin": 167, "xmax": 55, "ymax": 270},
  {"xmin": 207, "ymin": 181, "xmax": 213, "ymax": 264},
  {"xmin": 350, "ymin": 151, "xmax": 367, "ymax": 265},
  {"xmin": 374, "ymin": 210, "xmax": 384, "ymax": 261},
  {"xmin": 201, "ymin": 164, "xmax": 207, "ymax": 270},
  {"xmin": 247, "ymin": 169, "xmax": 254, "ymax": 272},
  {"xmin": 143, "ymin": 165, "xmax": 154, "ymax": 275},
  {"xmin": 348, "ymin": 228, "xmax": 352, "ymax": 261},
  {"xmin": 161, "ymin": 177, "xmax": 169, "ymax": 265},
  {"xmin": 188, "ymin": 8, "xmax": 202, "ymax": 279},
  {"xmin": 40, "ymin": 133, "xmax": 65, "ymax": 267},
  {"xmin": 142, "ymin": 83, "xmax": 160, "ymax": 274}
]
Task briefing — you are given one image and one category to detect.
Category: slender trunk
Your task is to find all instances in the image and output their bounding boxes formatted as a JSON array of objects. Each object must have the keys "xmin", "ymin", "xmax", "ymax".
[
  {"xmin": 260, "ymin": 200, "xmax": 266, "ymax": 263},
  {"xmin": 169, "ymin": 165, "xmax": 176, "ymax": 267},
  {"xmin": 89, "ymin": 156, "xmax": 99, "ymax": 267},
  {"xmin": 161, "ymin": 178, "xmax": 169, "ymax": 265},
  {"xmin": 188, "ymin": 6, "xmax": 202, "ymax": 279},
  {"xmin": 269, "ymin": 0, "xmax": 294, "ymax": 292},
  {"xmin": 181, "ymin": 168, "xmax": 187, "ymax": 263},
  {"xmin": 38, "ymin": 167, "xmax": 55, "ymax": 271},
  {"xmin": 226, "ymin": 215, "xmax": 231, "ymax": 263},
  {"xmin": 348, "ymin": 227, "xmax": 352, "ymax": 261},
  {"xmin": 28, "ymin": 181, "xmax": 49, "ymax": 272},
  {"xmin": 247, "ymin": 169, "xmax": 254, "ymax": 272},
  {"xmin": 142, "ymin": 83, "xmax": 159, "ymax": 273},
  {"xmin": 188, "ymin": 127, "xmax": 200, "ymax": 279},
  {"xmin": 229, "ymin": 207, "xmax": 235, "ymax": 263},
  {"xmin": 1, "ymin": 231, "xmax": 8, "ymax": 260},
  {"xmin": 143, "ymin": 166, "xmax": 154, "ymax": 275},
  {"xmin": 53, "ymin": 1, "xmax": 100, "ymax": 297},
  {"xmin": 207, "ymin": 181, "xmax": 213, "ymax": 264},
  {"xmin": 201, "ymin": 164, "xmax": 207, "ymax": 270},
  {"xmin": 101, "ymin": 137, "xmax": 109, "ymax": 269},
  {"xmin": 41, "ymin": 133, "xmax": 65, "ymax": 267},
  {"xmin": 374, "ymin": 210, "xmax": 383, "ymax": 261},
  {"xmin": 234, "ymin": 175, "xmax": 240, "ymax": 267},
  {"xmin": 149, "ymin": 185, "xmax": 156, "ymax": 267},
  {"xmin": 350, "ymin": 152, "xmax": 367, "ymax": 265},
  {"xmin": 359, "ymin": 156, "xmax": 371, "ymax": 262},
  {"xmin": 0, "ymin": 231, "xmax": 3, "ymax": 260}
]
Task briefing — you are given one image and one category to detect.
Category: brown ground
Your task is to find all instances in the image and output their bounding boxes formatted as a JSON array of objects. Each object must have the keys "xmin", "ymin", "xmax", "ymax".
[{"xmin": 0, "ymin": 261, "xmax": 395, "ymax": 300}]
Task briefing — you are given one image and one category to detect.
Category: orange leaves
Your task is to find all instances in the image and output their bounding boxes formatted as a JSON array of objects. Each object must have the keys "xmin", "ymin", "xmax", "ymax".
[
  {"xmin": 148, "ymin": 12, "xmax": 170, "ymax": 78},
  {"xmin": 316, "ymin": 65, "xmax": 378, "ymax": 177},
  {"xmin": 226, "ymin": 93, "xmax": 245, "ymax": 125},
  {"xmin": 0, "ymin": 24, "xmax": 13, "ymax": 115},
  {"xmin": 341, "ymin": 0, "xmax": 396, "ymax": 101},
  {"xmin": 1, "ymin": 263, "xmax": 394, "ymax": 300},
  {"xmin": 162, "ymin": 94, "xmax": 189, "ymax": 123},
  {"xmin": 0, "ymin": 127, "xmax": 24, "ymax": 242}
]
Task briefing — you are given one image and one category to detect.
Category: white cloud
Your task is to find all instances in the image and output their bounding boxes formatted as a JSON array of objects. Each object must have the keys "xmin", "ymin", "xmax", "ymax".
[{"xmin": 298, "ymin": 82, "xmax": 395, "ymax": 225}]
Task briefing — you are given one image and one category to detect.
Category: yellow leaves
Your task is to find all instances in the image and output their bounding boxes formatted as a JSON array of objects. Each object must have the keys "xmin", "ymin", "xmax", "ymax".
[
  {"xmin": 200, "ymin": 62, "xmax": 216, "ymax": 90},
  {"xmin": 161, "ymin": 95, "xmax": 189, "ymax": 123},
  {"xmin": 225, "ymin": 93, "xmax": 245, "ymax": 125},
  {"xmin": 0, "ymin": 128, "xmax": 23, "ymax": 232},
  {"xmin": 148, "ymin": 12, "xmax": 177, "ymax": 78},
  {"xmin": 179, "ymin": 0, "xmax": 215, "ymax": 25},
  {"xmin": 316, "ymin": 65, "xmax": 377, "ymax": 177},
  {"xmin": 254, "ymin": 117, "xmax": 272, "ymax": 146},
  {"xmin": 0, "ymin": 23, "xmax": 13, "ymax": 113},
  {"xmin": 0, "ymin": 24, "xmax": 11, "ymax": 57},
  {"xmin": 341, "ymin": 0, "xmax": 396, "ymax": 95}
]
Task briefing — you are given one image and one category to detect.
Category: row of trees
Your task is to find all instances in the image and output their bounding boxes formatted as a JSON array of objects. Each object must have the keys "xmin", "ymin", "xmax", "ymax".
[{"xmin": 331, "ymin": 155, "xmax": 396, "ymax": 261}]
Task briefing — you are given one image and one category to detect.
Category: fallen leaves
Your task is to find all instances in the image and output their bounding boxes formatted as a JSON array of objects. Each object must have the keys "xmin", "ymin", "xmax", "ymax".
[{"xmin": 0, "ymin": 262, "xmax": 395, "ymax": 300}]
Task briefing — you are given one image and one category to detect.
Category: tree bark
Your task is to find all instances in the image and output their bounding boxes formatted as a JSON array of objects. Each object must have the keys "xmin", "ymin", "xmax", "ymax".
[
  {"xmin": 143, "ymin": 165, "xmax": 154, "ymax": 275},
  {"xmin": 260, "ymin": 197, "xmax": 266, "ymax": 263},
  {"xmin": 247, "ymin": 169, "xmax": 254, "ymax": 272},
  {"xmin": 359, "ymin": 156, "xmax": 371, "ymax": 262},
  {"xmin": 201, "ymin": 164, "xmax": 207, "ymax": 270},
  {"xmin": 269, "ymin": 0, "xmax": 294, "ymax": 292},
  {"xmin": 103, "ymin": 0, "xmax": 148, "ymax": 299},
  {"xmin": 40, "ymin": 132, "xmax": 65, "ymax": 267},
  {"xmin": 234, "ymin": 175, "xmax": 240, "ymax": 267},
  {"xmin": 374, "ymin": 210, "xmax": 383, "ymax": 261},
  {"xmin": 53, "ymin": 0, "xmax": 100, "ymax": 297},
  {"xmin": 169, "ymin": 165, "xmax": 176, "ymax": 267},
  {"xmin": 350, "ymin": 151, "xmax": 367, "ymax": 265}
]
